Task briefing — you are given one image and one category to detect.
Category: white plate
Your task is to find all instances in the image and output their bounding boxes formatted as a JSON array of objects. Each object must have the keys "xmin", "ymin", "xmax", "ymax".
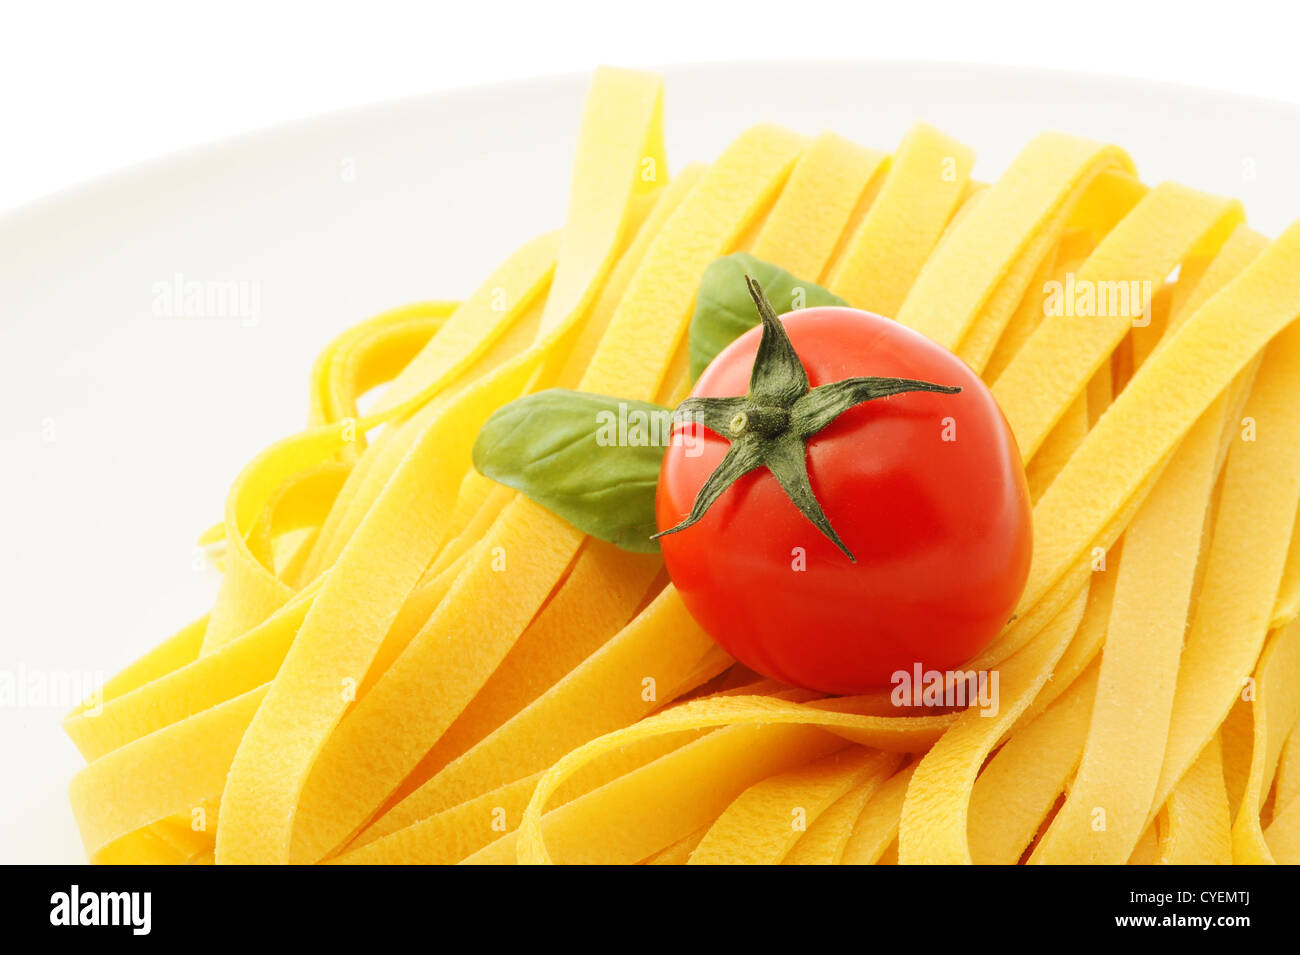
[{"xmin": 4, "ymin": 62, "xmax": 1299, "ymax": 864}]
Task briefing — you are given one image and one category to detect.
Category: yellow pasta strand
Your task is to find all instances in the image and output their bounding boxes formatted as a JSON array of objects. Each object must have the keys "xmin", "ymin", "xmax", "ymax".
[
  {"xmin": 474, "ymin": 723, "xmax": 846, "ymax": 865},
  {"xmin": 401, "ymin": 540, "xmax": 661, "ymax": 789},
  {"xmin": 826, "ymin": 122, "xmax": 972, "ymax": 316},
  {"xmin": 1152, "ymin": 315, "xmax": 1300, "ymax": 818},
  {"xmin": 750, "ymin": 130, "xmax": 887, "ymax": 285},
  {"xmin": 556, "ymin": 163, "xmax": 706, "ymax": 391},
  {"xmin": 219, "ymin": 72, "xmax": 674, "ymax": 864},
  {"xmin": 1273, "ymin": 728, "xmax": 1300, "ymax": 821},
  {"xmin": 689, "ymin": 747, "xmax": 885, "ymax": 864},
  {"xmin": 993, "ymin": 183, "xmax": 1241, "ymax": 459},
  {"xmin": 515, "ymin": 692, "xmax": 963, "ymax": 864},
  {"xmin": 898, "ymin": 133, "xmax": 1132, "ymax": 359},
  {"xmin": 1265, "ymin": 790, "xmax": 1300, "ymax": 863},
  {"xmin": 1156, "ymin": 735, "xmax": 1233, "ymax": 865},
  {"xmin": 900, "ymin": 581, "xmax": 1091, "ymax": 864},
  {"xmin": 967, "ymin": 662, "xmax": 1099, "ymax": 865},
  {"xmin": 65, "ymin": 583, "xmax": 316, "ymax": 761},
  {"xmin": 782, "ymin": 753, "xmax": 900, "ymax": 865},
  {"xmin": 65, "ymin": 614, "xmax": 205, "ymax": 722},
  {"xmin": 338, "ymin": 724, "xmax": 710, "ymax": 864},
  {"xmin": 280, "ymin": 123, "xmax": 808, "ymax": 862},
  {"xmin": 1015, "ymin": 220, "xmax": 1300, "ymax": 652},
  {"xmin": 642, "ymin": 827, "xmax": 708, "ymax": 865},
  {"xmin": 298, "ymin": 270, "xmax": 554, "ymax": 580},
  {"xmin": 70, "ymin": 686, "xmax": 266, "ymax": 862},
  {"xmin": 348, "ymin": 586, "xmax": 721, "ymax": 847},
  {"xmin": 840, "ymin": 764, "xmax": 916, "ymax": 865},
  {"xmin": 309, "ymin": 302, "xmax": 454, "ymax": 436},
  {"xmin": 1273, "ymin": 511, "xmax": 1300, "ymax": 629},
  {"xmin": 1231, "ymin": 620, "xmax": 1300, "ymax": 863},
  {"xmin": 1032, "ymin": 357, "xmax": 1241, "ymax": 864},
  {"xmin": 216, "ymin": 347, "xmax": 546, "ymax": 863}
]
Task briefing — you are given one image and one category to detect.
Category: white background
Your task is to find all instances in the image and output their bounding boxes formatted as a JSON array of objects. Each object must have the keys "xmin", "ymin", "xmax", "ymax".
[{"xmin": 2, "ymin": 0, "xmax": 1299, "ymax": 216}]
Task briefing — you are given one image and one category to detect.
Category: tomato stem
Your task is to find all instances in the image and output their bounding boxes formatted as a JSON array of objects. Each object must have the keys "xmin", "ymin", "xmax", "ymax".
[{"xmin": 651, "ymin": 275, "xmax": 962, "ymax": 562}]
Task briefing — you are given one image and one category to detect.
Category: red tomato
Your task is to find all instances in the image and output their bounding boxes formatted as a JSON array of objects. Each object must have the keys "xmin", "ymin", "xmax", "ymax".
[{"xmin": 656, "ymin": 306, "xmax": 1032, "ymax": 694}]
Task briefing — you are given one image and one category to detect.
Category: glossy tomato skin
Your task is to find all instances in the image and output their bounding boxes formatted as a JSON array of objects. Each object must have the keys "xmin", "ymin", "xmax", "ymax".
[{"xmin": 656, "ymin": 307, "xmax": 1031, "ymax": 694}]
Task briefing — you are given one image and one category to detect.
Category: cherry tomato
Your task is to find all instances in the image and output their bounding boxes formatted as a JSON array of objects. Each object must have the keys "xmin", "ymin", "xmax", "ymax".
[{"xmin": 656, "ymin": 306, "xmax": 1031, "ymax": 694}]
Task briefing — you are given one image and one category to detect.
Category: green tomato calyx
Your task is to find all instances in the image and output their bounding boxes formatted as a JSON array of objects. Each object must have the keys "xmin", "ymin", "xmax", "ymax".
[{"xmin": 651, "ymin": 275, "xmax": 962, "ymax": 563}]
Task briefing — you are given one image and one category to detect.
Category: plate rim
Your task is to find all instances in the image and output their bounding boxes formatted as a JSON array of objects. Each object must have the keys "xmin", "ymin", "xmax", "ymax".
[{"xmin": 6, "ymin": 58, "xmax": 1299, "ymax": 231}]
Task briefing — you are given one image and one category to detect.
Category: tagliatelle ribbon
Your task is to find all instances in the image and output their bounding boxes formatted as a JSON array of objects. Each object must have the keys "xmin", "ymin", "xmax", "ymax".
[
  {"xmin": 1013, "ymin": 222, "xmax": 1300, "ymax": 653},
  {"xmin": 345, "ymin": 678, "xmax": 792, "ymax": 864},
  {"xmin": 559, "ymin": 163, "xmax": 705, "ymax": 395},
  {"xmin": 751, "ymin": 131, "xmax": 888, "ymax": 289},
  {"xmin": 783, "ymin": 753, "xmax": 901, "ymax": 865},
  {"xmin": 1265, "ymin": 791, "xmax": 1300, "ymax": 863},
  {"xmin": 1156, "ymin": 734, "xmax": 1233, "ymax": 864},
  {"xmin": 967, "ymin": 662, "xmax": 1100, "ymax": 865},
  {"xmin": 69, "ymin": 687, "xmax": 267, "ymax": 860},
  {"xmin": 839, "ymin": 763, "xmax": 916, "ymax": 865},
  {"xmin": 308, "ymin": 302, "xmax": 456, "ymax": 435},
  {"xmin": 1026, "ymin": 228, "xmax": 1272, "ymax": 865},
  {"xmin": 642, "ymin": 827, "xmax": 709, "ymax": 865},
  {"xmin": 992, "ymin": 183, "xmax": 1242, "ymax": 460},
  {"xmin": 331, "ymin": 585, "xmax": 724, "ymax": 852},
  {"xmin": 482, "ymin": 720, "xmax": 852, "ymax": 865},
  {"xmin": 208, "ymin": 235, "xmax": 559, "ymax": 647},
  {"xmin": 337, "ymin": 716, "xmax": 716, "ymax": 865},
  {"xmin": 897, "ymin": 133, "xmax": 1133, "ymax": 361},
  {"xmin": 1220, "ymin": 700, "xmax": 1254, "ymax": 817},
  {"xmin": 1020, "ymin": 247, "xmax": 1096, "ymax": 499},
  {"xmin": 688, "ymin": 747, "xmax": 892, "ymax": 865},
  {"xmin": 1230, "ymin": 619, "xmax": 1300, "ymax": 863},
  {"xmin": 898, "ymin": 578, "xmax": 1094, "ymax": 864},
  {"xmin": 65, "ymin": 70, "xmax": 639, "ymax": 867},
  {"xmin": 216, "ymin": 342, "xmax": 551, "ymax": 863},
  {"xmin": 1030, "ymin": 378, "xmax": 1238, "ymax": 863},
  {"xmin": 1274, "ymin": 730, "xmax": 1300, "ymax": 823},
  {"xmin": 279, "ymin": 123, "xmax": 811, "ymax": 864},
  {"xmin": 657, "ymin": 132, "xmax": 885, "ymax": 408},
  {"xmin": 402, "ymin": 539, "xmax": 662, "ymax": 789},
  {"xmin": 1149, "ymin": 312, "xmax": 1300, "ymax": 823},
  {"xmin": 1273, "ymin": 518, "xmax": 1300, "ymax": 630},
  {"xmin": 65, "ymin": 582, "xmax": 317, "ymax": 762},
  {"xmin": 294, "ymin": 292, "xmax": 549, "ymax": 583},
  {"xmin": 216, "ymin": 68, "xmax": 677, "ymax": 864},
  {"xmin": 511, "ymin": 692, "xmax": 962, "ymax": 864},
  {"xmin": 63, "ymin": 68, "xmax": 1300, "ymax": 866},
  {"xmin": 826, "ymin": 123, "xmax": 972, "ymax": 316},
  {"xmin": 987, "ymin": 195, "xmax": 1127, "ymax": 385}
]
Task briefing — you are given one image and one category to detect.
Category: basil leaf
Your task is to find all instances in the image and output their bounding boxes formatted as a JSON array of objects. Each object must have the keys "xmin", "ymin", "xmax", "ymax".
[
  {"xmin": 688, "ymin": 252, "xmax": 846, "ymax": 382},
  {"xmin": 472, "ymin": 388, "xmax": 674, "ymax": 553}
]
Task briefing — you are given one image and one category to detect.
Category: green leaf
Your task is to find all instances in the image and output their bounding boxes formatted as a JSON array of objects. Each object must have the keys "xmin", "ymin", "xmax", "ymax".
[
  {"xmin": 472, "ymin": 388, "xmax": 673, "ymax": 553},
  {"xmin": 687, "ymin": 252, "xmax": 846, "ymax": 383}
]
